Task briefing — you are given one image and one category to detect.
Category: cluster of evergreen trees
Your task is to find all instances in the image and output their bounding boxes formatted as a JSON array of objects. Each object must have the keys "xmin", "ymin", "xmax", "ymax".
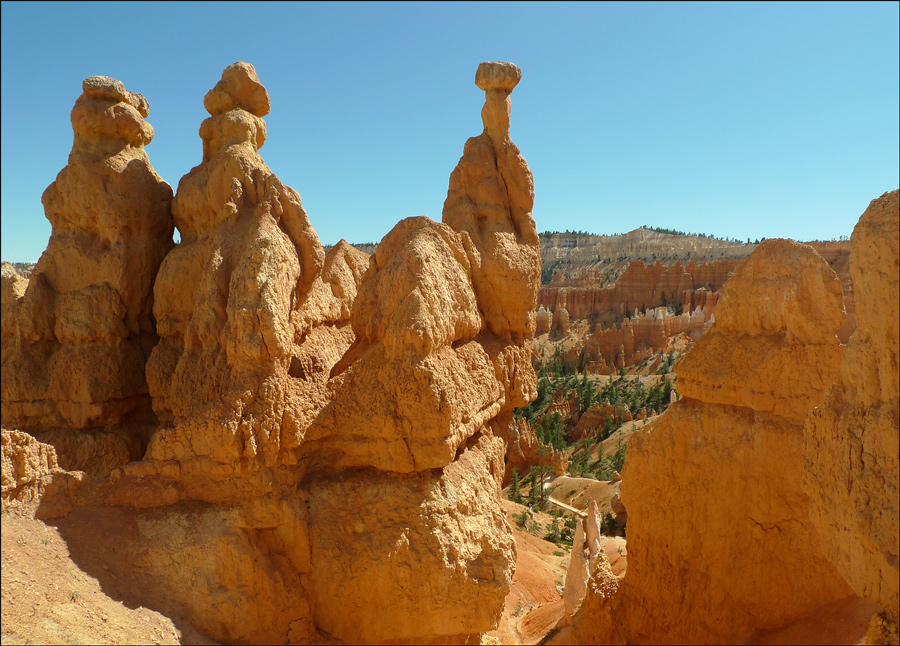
[
  {"xmin": 513, "ymin": 345, "xmax": 676, "ymax": 482},
  {"xmin": 508, "ymin": 467, "xmax": 578, "ymax": 546}
]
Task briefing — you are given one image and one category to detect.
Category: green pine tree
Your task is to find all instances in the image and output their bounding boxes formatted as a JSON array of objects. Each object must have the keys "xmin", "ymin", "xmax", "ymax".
[{"xmin": 508, "ymin": 468, "xmax": 523, "ymax": 503}]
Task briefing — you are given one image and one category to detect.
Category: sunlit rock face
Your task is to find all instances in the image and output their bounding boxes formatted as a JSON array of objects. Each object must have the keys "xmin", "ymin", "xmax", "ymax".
[
  {"xmin": 572, "ymin": 238, "xmax": 854, "ymax": 644},
  {"xmin": 803, "ymin": 189, "xmax": 900, "ymax": 629},
  {"xmin": 1, "ymin": 76, "xmax": 174, "ymax": 431},
  {"xmin": 24, "ymin": 61, "xmax": 540, "ymax": 645}
]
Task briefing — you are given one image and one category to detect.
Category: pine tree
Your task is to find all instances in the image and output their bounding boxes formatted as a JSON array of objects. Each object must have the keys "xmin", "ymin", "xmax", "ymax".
[{"xmin": 508, "ymin": 468, "xmax": 523, "ymax": 503}]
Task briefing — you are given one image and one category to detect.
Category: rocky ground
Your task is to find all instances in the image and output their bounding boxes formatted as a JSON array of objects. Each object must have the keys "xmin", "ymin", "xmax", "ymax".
[{"xmin": 1, "ymin": 513, "xmax": 196, "ymax": 645}]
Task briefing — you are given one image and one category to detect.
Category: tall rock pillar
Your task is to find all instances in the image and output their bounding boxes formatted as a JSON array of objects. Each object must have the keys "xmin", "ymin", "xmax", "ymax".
[{"xmin": 1, "ymin": 76, "xmax": 173, "ymax": 430}]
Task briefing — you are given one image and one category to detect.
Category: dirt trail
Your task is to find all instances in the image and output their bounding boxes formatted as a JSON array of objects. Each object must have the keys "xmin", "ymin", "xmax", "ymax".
[{"xmin": 545, "ymin": 496, "xmax": 586, "ymax": 517}]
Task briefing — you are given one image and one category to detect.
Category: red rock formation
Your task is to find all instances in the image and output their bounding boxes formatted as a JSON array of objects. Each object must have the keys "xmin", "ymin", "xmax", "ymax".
[
  {"xmin": 579, "ymin": 306, "xmax": 711, "ymax": 370},
  {"xmin": 539, "ymin": 259, "xmax": 741, "ymax": 324},
  {"xmin": 1, "ymin": 76, "xmax": 174, "ymax": 430},
  {"xmin": 803, "ymin": 190, "xmax": 899, "ymax": 628},
  {"xmin": 572, "ymin": 239, "xmax": 854, "ymax": 644},
  {"xmin": 502, "ymin": 417, "xmax": 568, "ymax": 484}
]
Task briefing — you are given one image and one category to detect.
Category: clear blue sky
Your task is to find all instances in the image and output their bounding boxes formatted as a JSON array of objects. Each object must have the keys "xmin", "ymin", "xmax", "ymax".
[{"xmin": 2, "ymin": 1, "xmax": 898, "ymax": 262}]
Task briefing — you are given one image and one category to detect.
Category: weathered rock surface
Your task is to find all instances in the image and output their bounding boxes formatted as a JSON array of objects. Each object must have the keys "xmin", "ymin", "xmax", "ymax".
[
  {"xmin": 144, "ymin": 61, "xmax": 341, "ymax": 473},
  {"xmin": 563, "ymin": 500, "xmax": 604, "ymax": 620},
  {"xmin": 1, "ymin": 263, "xmax": 29, "ymax": 364},
  {"xmin": 289, "ymin": 60, "xmax": 539, "ymax": 642},
  {"xmin": 500, "ymin": 415, "xmax": 568, "ymax": 485},
  {"xmin": 306, "ymin": 432, "xmax": 514, "ymax": 643},
  {"xmin": 9, "ymin": 61, "xmax": 540, "ymax": 645},
  {"xmin": 803, "ymin": 189, "xmax": 900, "ymax": 627},
  {"xmin": 443, "ymin": 61, "xmax": 541, "ymax": 341},
  {"xmin": 1, "ymin": 76, "xmax": 174, "ymax": 430},
  {"xmin": 572, "ymin": 239, "xmax": 854, "ymax": 644},
  {"xmin": 1, "ymin": 429, "xmax": 82, "ymax": 515}
]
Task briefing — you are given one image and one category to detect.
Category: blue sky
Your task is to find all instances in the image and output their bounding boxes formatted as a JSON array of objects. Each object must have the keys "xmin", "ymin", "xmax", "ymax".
[{"xmin": 2, "ymin": 1, "xmax": 898, "ymax": 262}]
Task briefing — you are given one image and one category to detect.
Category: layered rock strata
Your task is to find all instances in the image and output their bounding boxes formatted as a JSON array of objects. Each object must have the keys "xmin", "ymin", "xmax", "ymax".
[
  {"xmin": 803, "ymin": 190, "xmax": 899, "ymax": 627},
  {"xmin": 539, "ymin": 258, "xmax": 739, "ymax": 324},
  {"xmin": 573, "ymin": 239, "xmax": 854, "ymax": 644},
  {"xmin": 1, "ymin": 77, "xmax": 174, "ymax": 430}
]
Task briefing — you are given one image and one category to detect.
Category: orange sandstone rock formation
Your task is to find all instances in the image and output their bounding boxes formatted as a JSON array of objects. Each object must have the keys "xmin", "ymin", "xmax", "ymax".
[
  {"xmin": 572, "ymin": 239, "xmax": 854, "ymax": 644},
  {"xmin": 293, "ymin": 60, "xmax": 539, "ymax": 643},
  {"xmin": 443, "ymin": 61, "xmax": 541, "ymax": 341},
  {"xmin": 144, "ymin": 61, "xmax": 340, "ymax": 472},
  {"xmin": 803, "ymin": 190, "xmax": 900, "ymax": 627},
  {"xmin": 1, "ymin": 76, "xmax": 174, "ymax": 430},
  {"xmin": 502, "ymin": 416, "xmax": 568, "ymax": 485},
  {"xmin": 563, "ymin": 500, "xmax": 605, "ymax": 620},
  {"xmin": 20, "ymin": 61, "xmax": 541, "ymax": 645},
  {"xmin": 1, "ymin": 429, "xmax": 83, "ymax": 515}
]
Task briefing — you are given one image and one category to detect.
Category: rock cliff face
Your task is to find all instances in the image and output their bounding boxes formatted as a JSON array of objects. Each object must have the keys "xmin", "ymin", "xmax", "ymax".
[
  {"xmin": 572, "ymin": 238, "xmax": 854, "ymax": 644},
  {"xmin": 539, "ymin": 259, "xmax": 739, "ymax": 323},
  {"xmin": 1, "ymin": 77, "xmax": 174, "ymax": 430},
  {"xmin": 808, "ymin": 241, "xmax": 855, "ymax": 343},
  {"xmin": 10, "ymin": 61, "xmax": 540, "ymax": 645},
  {"xmin": 501, "ymin": 416, "xmax": 568, "ymax": 485},
  {"xmin": 803, "ymin": 190, "xmax": 899, "ymax": 627}
]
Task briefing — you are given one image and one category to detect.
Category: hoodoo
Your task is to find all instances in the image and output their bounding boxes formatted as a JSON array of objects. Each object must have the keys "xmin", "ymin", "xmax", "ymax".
[
  {"xmin": 1, "ymin": 76, "xmax": 174, "ymax": 432},
  {"xmin": 572, "ymin": 239, "xmax": 856, "ymax": 643},
  {"xmin": 803, "ymin": 189, "xmax": 900, "ymax": 632},
  {"xmin": 2, "ymin": 61, "xmax": 544, "ymax": 645}
]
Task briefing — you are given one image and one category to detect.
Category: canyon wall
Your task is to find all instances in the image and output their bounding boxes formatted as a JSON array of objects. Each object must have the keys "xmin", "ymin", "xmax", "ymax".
[
  {"xmin": 538, "ymin": 258, "xmax": 740, "ymax": 323},
  {"xmin": 1, "ymin": 76, "xmax": 174, "ymax": 430},
  {"xmin": 803, "ymin": 190, "xmax": 899, "ymax": 628},
  {"xmin": 572, "ymin": 238, "xmax": 855, "ymax": 644}
]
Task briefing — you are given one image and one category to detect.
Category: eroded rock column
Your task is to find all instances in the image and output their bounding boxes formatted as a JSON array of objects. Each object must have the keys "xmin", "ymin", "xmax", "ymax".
[
  {"xmin": 144, "ymin": 62, "xmax": 361, "ymax": 474},
  {"xmin": 297, "ymin": 61, "xmax": 541, "ymax": 644},
  {"xmin": 803, "ymin": 189, "xmax": 900, "ymax": 631},
  {"xmin": 1, "ymin": 76, "xmax": 174, "ymax": 431},
  {"xmin": 573, "ymin": 239, "xmax": 855, "ymax": 644}
]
